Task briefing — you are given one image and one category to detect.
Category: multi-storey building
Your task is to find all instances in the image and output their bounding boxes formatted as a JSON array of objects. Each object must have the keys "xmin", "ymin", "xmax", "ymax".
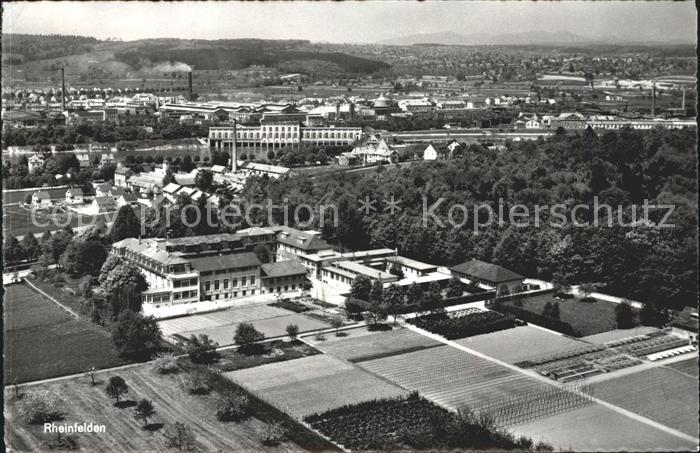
[{"xmin": 208, "ymin": 123, "xmax": 362, "ymax": 151}]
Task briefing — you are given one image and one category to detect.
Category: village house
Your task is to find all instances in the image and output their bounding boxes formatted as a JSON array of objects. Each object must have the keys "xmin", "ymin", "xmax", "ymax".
[
  {"xmin": 28, "ymin": 154, "xmax": 45, "ymax": 173},
  {"xmin": 31, "ymin": 190, "xmax": 51, "ymax": 208},
  {"xmin": 450, "ymin": 259, "xmax": 525, "ymax": 295},
  {"xmin": 65, "ymin": 187, "xmax": 84, "ymax": 204}
]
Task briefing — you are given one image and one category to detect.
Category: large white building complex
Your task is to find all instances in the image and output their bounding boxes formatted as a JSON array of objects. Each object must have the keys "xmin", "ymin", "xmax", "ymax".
[{"xmin": 208, "ymin": 123, "xmax": 363, "ymax": 151}]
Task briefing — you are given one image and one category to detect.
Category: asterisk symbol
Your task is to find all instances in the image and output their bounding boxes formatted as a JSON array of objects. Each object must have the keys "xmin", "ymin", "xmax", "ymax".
[
  {"xmin": 358, "ymin": 195, "xmax": 377, "ymax": 215},
  {"xmin": 384, "ymin": 196, "xmax": 402, "ymax": 214}
]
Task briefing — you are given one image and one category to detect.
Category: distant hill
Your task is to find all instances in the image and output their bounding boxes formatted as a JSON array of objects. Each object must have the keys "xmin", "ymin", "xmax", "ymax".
[{"xmin": 377, "ymin": 30, "xmax": 690, "ymax": 46}]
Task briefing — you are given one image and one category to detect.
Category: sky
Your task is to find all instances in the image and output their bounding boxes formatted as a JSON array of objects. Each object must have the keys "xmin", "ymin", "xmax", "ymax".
[{"xmin": 2, "ymin": 1, "xmax": 697, "ymax": 44}]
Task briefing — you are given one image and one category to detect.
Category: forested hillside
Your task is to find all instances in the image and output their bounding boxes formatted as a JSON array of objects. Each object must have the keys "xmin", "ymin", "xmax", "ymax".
[
  {"xmin": 2, "ymin": 34, "xmax": 99, "ymax": 64},
  {"xmin": 240, "ymin": 128, "xmax": 697, "ymax": 309}
]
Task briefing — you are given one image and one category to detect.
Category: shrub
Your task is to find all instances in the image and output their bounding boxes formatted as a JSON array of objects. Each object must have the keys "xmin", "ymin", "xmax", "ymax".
[
  {"xmin": 233, "ymin": 323, "xmax": 265, "ymax": 352},
  {"xmin": 269, "ymin": 299, "xmax": 310, "ymax": 313},
  {"xmin": 18, "ymin": 391, "xmax": 63, "ymax": 425},
  {"xmin": 186, "ymin": 371, "xmax": 212, "ymax": 395},
  {"xmin": 216, "ymin": 394, "xmax": 249, "ymax": 422},
  {"xmin": 408, "ymin": 310, "xmax": 520, "ymax": 340},
  {"xmin": 184, "ymin": 334, "xmax": 220, "ymax": 364},
  {"xmin": 152, "ymin": 353, "xmax": 179, "ymax": 374},
  {"xmin": 257, "ymin": 421, "xmax": 285, "ymax": 446}
]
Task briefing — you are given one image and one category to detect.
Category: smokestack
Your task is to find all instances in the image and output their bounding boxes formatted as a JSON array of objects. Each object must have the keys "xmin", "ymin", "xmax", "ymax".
[
  {"xmin": 335, "ymin": 102, "xmax": 340, "ymax": 120},
  {"xmin": 231, "ymin": 120, "xmax": 238, "ymax": 173},
  {"xmin": 188, "ymin": 72, "xmax": 193, "ymax": 101},
  {"xmin": 651, "ymin": 84, "xmax": 656, "ymax": 117},
  {"xmin": 60, "ymin": 67, "xmax": 66, "ymax": 112},
  {"xmin": 681, "ymin": 88, "xmax": 686, "ymax": 111}
]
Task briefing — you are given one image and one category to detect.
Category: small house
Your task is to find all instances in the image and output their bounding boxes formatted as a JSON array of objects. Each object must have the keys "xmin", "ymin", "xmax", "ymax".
[
  {"xmin": 65, "ymin": 188, "xmax": 84, "ymax": 204},
  {"xmin": 31, "ymin": 191, "xmax": 51, "ymax": 208}
]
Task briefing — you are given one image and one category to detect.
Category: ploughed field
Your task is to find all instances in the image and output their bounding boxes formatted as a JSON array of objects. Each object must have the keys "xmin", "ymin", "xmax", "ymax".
[
  {"xmin": 588, "ymin": 367, "xmax": 699, "ymax": 437},
  {"xmin": 224, "ymin": 354, "xmax": 408, "ymax": 419},
  {"xmin": 307, "ymin": 326, "xmax": 442, "ymax": 362},
  {"xmin": 3, "ymin": 283, "xmax": 128, "ymax": 384},
  {"xmin": 4, "ymin": 364, "xmax": 328, "ymax": 452},
  {"xmin": 357, "ymin": 345, "xmax": 592, "ymax": 426}
]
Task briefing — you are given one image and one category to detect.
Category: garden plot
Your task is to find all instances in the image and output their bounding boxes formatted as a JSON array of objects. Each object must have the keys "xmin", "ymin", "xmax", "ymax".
[
  {"xmin": 455, "ymin": 326, "xmax": 589, "ymax": 364},
  {"xmin": 511, "ymin": 403, "xmax": 697, "ymax": 452},
  {"xmin": 589, "ymin": 367, "xmax": 699, "ymax": 437},
  {"xmin": 359, "ymin": 345, "xmax": 591, "ymax": 425},
  {"xmin": 309, "ymin": 327, "xmax": 442, "ymax": 362},
  {"xmin": 224, "ymin": 355, "xmax": 408, "ymax": 419},
  {"xmin": 581, "ymin": 326, "xmax": 661, "ymax": 344},
  {"xmin": 522, "ymin": 346, "xmax": 643, "ymax": 383}
]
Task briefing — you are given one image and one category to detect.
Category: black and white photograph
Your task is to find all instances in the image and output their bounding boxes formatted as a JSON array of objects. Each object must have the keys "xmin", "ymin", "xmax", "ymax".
[{"xmin": 1, "ymin": 1, "xmax": 698, "ymax": 451}]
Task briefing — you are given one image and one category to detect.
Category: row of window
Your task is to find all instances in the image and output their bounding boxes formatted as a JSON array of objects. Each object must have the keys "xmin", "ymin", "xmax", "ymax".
[
  {"xmin": 173, "ymin": 290, "xmax": 198, "ymax": 300},
  {"xmin": 200, "ymin": 265, "xmax": 257, "ymax": 277},
  {"xmin": 211, "ymin": 130, "xmax": 361, "ymax": 140},
  {"xmin": 204, "ymin": 275, "xmax": 256, "ymax": 292},
  {"xmin": 173, "ymin": 278, "xmax": 198, "ymax": 288}
]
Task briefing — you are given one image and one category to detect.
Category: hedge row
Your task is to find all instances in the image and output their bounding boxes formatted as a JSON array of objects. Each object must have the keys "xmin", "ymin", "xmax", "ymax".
[
  {"xmin": 408, "ymin": 310, "xmax": 522, "ymax": 340},
  {"xmin": 489, "ymin": 301, "xmax": 579, "ymax": 337}
]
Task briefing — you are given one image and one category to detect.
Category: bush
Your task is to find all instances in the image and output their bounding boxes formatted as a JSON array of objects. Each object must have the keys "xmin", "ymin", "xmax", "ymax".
[
  {"xmin": 233, "ymin": 323, "xmax": 265, "ymax": 352},
  {"xmin": 186, "ymin": 371, "xmax": 212, "ymax": 395},
  {"xmin": 408, "ymin": 310, "xmax": 521, "ymax": 340},
  {"xmin": 257, "ymin": 421, "xmax": 285, "ymax": 446},
  {"xmin": 18, "ymin": 391, "xmax": 63, "ymax": 425},
  {"xmin": 216, "ymin": 394, "xmax": 250, "ymax": 422},
  {"xmin": 269, "ymin": 299, "xmax": 310, "ymax": 313},
  {"xmin": 184, "ymin": 334, "xmax": 220, "ymax": 364},
  {"xmin": 46, "ymin": 433, "xmax": 79, "ymax": 450},
  {"xmin": 286, "ymin": 323, "xmax": 299, "ymax": 341},
  {"xmin": 152, "ymin": 353, "xmax": 179, "ymax": 374}
]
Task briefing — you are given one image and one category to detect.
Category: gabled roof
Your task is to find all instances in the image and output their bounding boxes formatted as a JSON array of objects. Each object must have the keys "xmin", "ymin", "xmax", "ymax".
[
  {"xmin": 66, "ymin": 188, "xmax": 83, "ymax": 196},
  {"xmin": 33, "ymin": 191, "xmax": 50, "ymax": 200},
  {"xmin": 93, "ymin": 196, "xmax": 117, "ymax": 207},
  {"xmin": 96, "ymin": 183, "xmax": 113, "ymax": 193},
  {"xmin": 276, "ymin": 227, "xmax": 331, "ymax": 251},
  {"xmin": 450, "ymin": 259, "xmax": 524, "ymax": 283},
  {"xmin": 261, "ymin": 261, "xmax": 307, "ymax": 278},
  {"xmin": 162, "ymin": 183, "xmax": 182, "ymax": 194}
]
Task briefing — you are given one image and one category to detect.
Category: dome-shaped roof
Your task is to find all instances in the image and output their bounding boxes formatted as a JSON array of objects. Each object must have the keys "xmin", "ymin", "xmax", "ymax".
[{"xmin": 373, "ymin": 93, "xmax": 392, "ymax": 108}]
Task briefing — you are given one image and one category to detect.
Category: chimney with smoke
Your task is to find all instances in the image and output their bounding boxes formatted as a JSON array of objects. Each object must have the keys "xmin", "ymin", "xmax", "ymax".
[
  {"xmin": 60, "ymin": 67, "xmax": 66, "ymax": 112},
  {"xmin": 188, "ymin": 72, "xmax": 193, "ymax": 101},
  {"xmin": 651, "ymin": 84, "xmax": 656, "ymax": 117}
]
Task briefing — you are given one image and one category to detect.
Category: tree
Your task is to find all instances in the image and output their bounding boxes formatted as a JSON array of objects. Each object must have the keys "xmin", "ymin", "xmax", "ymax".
[
  {"xmin": 234, "ymin": 322, "xmax": 265, "ymax": 351},
  {"xmin": 162, "ymin": 168, "xmax": 175, "ymax": 186},
  {"xmin": 180, "ymin": 155, "xmax": 196, "ymax": 173},
  {"xmin": 85, "ymin": 366, "xmax": 97, "ymax": 385},
  {"xmin": 388, "ymin": 261, "xmax": 405, "ymax": 278},
  {"xmin": 184, "ymin": 334, "xmax": 219, "ymax": 364},
  {"xmin": 111, "ymin": 205, "xmax": 141, "ymax": 242},
  {"xmin": 580, "ymin": 282, "xmax": 596, "ymax": 300},
  {"xmin": 330, "ymin": 315, "xmax": 343, "ymax": 335},
  {"xmin": 61, "ymin": 239, "xmax": 109, "ymax": 277},
  {"xmin": 446, "ymin": 276, "xmax": 463, "ymax": 298},
  {"xmin": 164, "ymin": 422, "xmax": 196, "ymax": 451},
  {"xmin": 384, "ymin": 284, "xmax": 404, "ymax": 325},
  {"xmin": 420, "ymin": 288, "xmax": 443, "ymax": 315},
  {"xmin": 3, "ymin": 236, "xmax": 25, "ymax": 264},
  {"xmin": 111, "ymin": 310, "xmax": 162, "ymax": 359},
  {"xmin": 186, "ymin": 371, "xmax": 211, "ymax": 395},
  {"xmin": 640, "ymin": 301, "xmax": 666, "ymax": 327},
  {"xmin": 253, "ymin": 244, "xmax": 271, "ymax": 263},
  {"xmin": 369, "ymin": 279, "xmax": 384, "ymax": 305},
  {"xmin": 18, "ymin": 391, "xmax": 62, "ymax": 425},
  {"xmin": 350, "ymin": 275, "xmax": 372, "ymax": 301},
  {"xmin": 216, "ymin": 394, "xmax": 249, "ymax": 422},
  {"xmin": 134, "ymin": 399, "xmax": 155, "ymax": 427},
  {"xmin": 550, "ymin": 302, "xmax": 560, "ymax": 320},
  {"xmin": 195, "ymin": 169, "xmax": 214, "ymax": 192},
  {"xmin": 22, "ymin": 233, "xmax": 41, "ymax": 261},
  {"xmin": 258, "ymin": 422, "xmax": 285, "ymax": 446},
  {"xmin": 615, "ymin": 301, "xmax": 635, "ymax": 329},
  {"xmin": 105, "ymin": 376, "xmax": 129, "ymax": 404},
  {"xmin": 406, "ymin": 283, "xmax": 423, "ymax": 309},
  {"xmin": 99, "ymin": 256, "xmax": 148, "ymax": 316},
  {"xmin": 542, "ymin": 302, "xmax": 553, "ymax": 318},
  {"xmin": 344, "ymin": 297, "xmax": 369, "ymax": 320},
  {"xmin": 286, "ymin": 323, "xmax": 299, "ymax": 341}
]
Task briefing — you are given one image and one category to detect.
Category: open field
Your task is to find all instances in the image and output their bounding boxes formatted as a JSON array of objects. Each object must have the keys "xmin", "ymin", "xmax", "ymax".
[
  {"xmin": 358, "ymin": 344, "xmax": 588, "ymax": 423},
  {"xmin": 3, "ymin": 283, "xmax": 128, "ymax": 384},
  {"xmin": 665, "ymin": 357, "xmax": 699, "ymax": 377},
  {"xmin": 511, "ymin": 403, "xmax": 697, "ymax": 451},
  {"xmin": 589, "ymin": 367, "xmax": 699, "ymax": 436},
  {"xmin": 581, "ymin": 327, "xmax": 661, "ymax": 344},
  {"xmin": 158, "ymin": 303, "xmax": 330, "ymax": 345},
  {"xmin": 307, "ymin": 326, "xmax": 441, "ymax": 362},
  {"xmin": 224, "ymin": 355, "xmax": 408, "ymax": 419},
  {"xmin": 455, "ymin": 326, "xmax": 589, "ymax": 364},
  {"xmin": 501, "ymin": 294, "xmax": 619, "ymax": 337},
  {"xmin": 4, "ymin": 364, "xmax": 326, "ymax": 452},
  {"xmin": 2, "ymin": 204, "xmax": 116, "ymax": 238}
]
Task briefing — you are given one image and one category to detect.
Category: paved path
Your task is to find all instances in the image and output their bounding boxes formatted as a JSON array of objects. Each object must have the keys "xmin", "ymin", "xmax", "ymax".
[{"xmin": 403, "ymin": 322, "xmax": 699, "ymax": 445}]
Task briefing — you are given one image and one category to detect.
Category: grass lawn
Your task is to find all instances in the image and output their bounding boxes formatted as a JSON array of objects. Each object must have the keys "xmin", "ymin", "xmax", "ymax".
[
  {"xmin": 225, "ymin": 354, "xmax": 408, "ymax": 419},
  {"xmin": 665, "ymin": 357, "xmax": 699, "ymax": 378},
  {"xmin": 503, "ymin": 294, "xmax": 619, "ymax": 337},
  {"xmin": 590, "ymin": 367, "xmax": 699, "ymax": 437},
  {"xmin": 4, "ymin": 363, "xmax": 335, "ymax": 452},
  {"xmin": 212, "ymin": 339, "xmax": 320, "ymax": 373},
  {"xmin": 3, "ymin": 283, "xmax": 129, "ymax": 384},
  {"xmin": 2, "ymin": 204, "xmax": 114, "ymax": 238},
  {"xmin": 26, "ymin": 272, "xmax": 90, "ymax": 315},
  {"xmin": 307, "ymin": 326, "xmax": 442, "ymax": 362}
]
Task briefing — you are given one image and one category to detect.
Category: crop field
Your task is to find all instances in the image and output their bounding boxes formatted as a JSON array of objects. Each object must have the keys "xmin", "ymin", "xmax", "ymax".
[
  {"xmin": 665, "ymin": 357, "xmax": 699, "ymax": 377},
  {"xmin": 455, "ymin": 326, "xmax": 589, "ymax": 364},
  {"xmin": 589, "ymin": 367, "xmax": 699, "ymax": 436},
  {"xmin": 511, "ymin": 403, "xmax": 697, "ymax": 451},
  {"xmin": 224, "ymin": 355, "xmax": 408, "ymax": 419},
  {"xmin": 3, "ymin": 283, "xmax": 128, "ymax": 384},
  {"xmin": 358, "ymin": 345, "xmax": 590, "ymax": 424},
  {"xmin": 407, "ymin": 308, "xmax": 519, "ymax": 340},
  {"xmin": 4, "ymin": 364, "xmax": 324, "ymax": 452},
  {"xmin": 580, "ymin": 326, "xmax": 661, "ymax": 344},
  {"xmin": 501, "ymin": 294, "xmax": 619, "ymax": 336},
  {"xmin": 308, "ymin": 326, "xmax": 442, "ymax": 362},
  {"xmin": 158, "ymin": 304, "xmax": 330, "ymax": 346}
]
